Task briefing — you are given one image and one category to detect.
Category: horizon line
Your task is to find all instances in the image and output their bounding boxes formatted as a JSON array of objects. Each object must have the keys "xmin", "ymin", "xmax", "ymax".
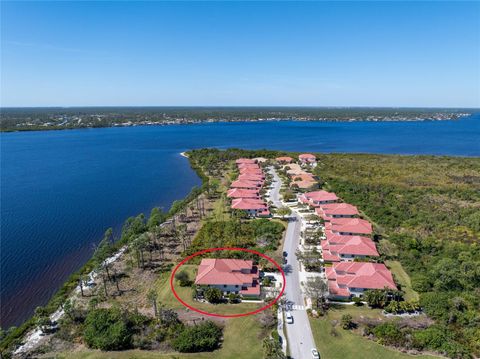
[{"xmin": 1, "ymin": 105, "xmax": 479, "ymax": 110}]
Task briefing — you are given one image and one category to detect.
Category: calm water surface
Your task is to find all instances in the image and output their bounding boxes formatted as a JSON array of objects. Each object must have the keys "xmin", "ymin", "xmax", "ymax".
[{"xmin": 1, "ymin": 115, "xmax": 479, "ymax": 327}]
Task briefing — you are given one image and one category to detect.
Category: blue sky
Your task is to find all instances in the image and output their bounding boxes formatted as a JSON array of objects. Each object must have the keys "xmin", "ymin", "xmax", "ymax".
[{"xmin": 1, "ymin": 1, "xmax": 479, "ymax": 107}]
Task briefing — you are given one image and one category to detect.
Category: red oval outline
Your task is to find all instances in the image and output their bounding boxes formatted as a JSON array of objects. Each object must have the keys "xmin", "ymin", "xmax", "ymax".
[{"xmin": 170, "ymin": 247, "xmax": 286, "ymax": 318}]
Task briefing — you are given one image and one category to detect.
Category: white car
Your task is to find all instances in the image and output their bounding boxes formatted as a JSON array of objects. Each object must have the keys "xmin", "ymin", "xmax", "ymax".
[
  {"xmin": 285, "ymin": 312, "xmax": 293, "ymax": 324},
  {"xmin": 311, "ymin": 348, "xmax": 320, "ymax": 358}
]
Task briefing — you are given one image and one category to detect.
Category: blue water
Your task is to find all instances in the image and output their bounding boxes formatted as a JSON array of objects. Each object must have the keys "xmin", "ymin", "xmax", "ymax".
[{"xmin": 1, "ymin": 115, "xmax": 479, "ymax": 327}]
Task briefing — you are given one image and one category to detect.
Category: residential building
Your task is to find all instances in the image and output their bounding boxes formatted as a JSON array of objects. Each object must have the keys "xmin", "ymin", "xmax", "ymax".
[
  {"xmin": 238, "ymin": 173, "xmax": 265, "ymax": 182},
  {"xmin": 299, "ymin": 190, "xmax": 339, "ymax": 206},
  {"xmin": 321, "ymin": 235, "xmax": 379, "ymax": 262},
  {"xmin": 195, "ymin": 258, "xmax": 260, "ymax": 297},
  {"xmin": 276, "ymin": 156, "xmax": 294, "ymax": 164},
  {"xmin": 326, "ymin": 262, "xmax": 396, "ymax": 299},
  {"xmin": 231, "ymin": 198, "xmax": 270, "ymax": 217},
  {"xmin": 226, "ymin": 188, "xmax": 260, "ymax": 199},
  {"xmin": 299, "ymin": 153, "xmax": 316, "ymax": 164},
  {"xmin": 240, "ymin": 167, "xmax": 264, "ymax": 176},
  {"xmin": 236, "ymin": 158, "xmax": 256, "ymax": 165},
  {"xmin": 315, "ymin": 203, "xmax": 359, "ymax": 221},
  {"xmin": 237, "ymin": 163, "xmax": 260, "ymax": 170},
  {"xmin": 325, "ymin": 218, "xmax": 373, "ymax": 236},
  {"xmin": 230, "ymin": 180, "xmax": 262, "ymax": 189}
]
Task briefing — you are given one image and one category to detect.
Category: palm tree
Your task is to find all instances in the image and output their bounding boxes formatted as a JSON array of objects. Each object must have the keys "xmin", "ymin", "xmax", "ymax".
[
  {"xmin": 79, "ymin": 276, "xmax": 85, "ymax": 297},
  {"xmin": 177, "ymin": 224, "xmax": 189, "ymax": 252},
  {"xmin": 147, "ymin": 289, "xmax": 158, "ymax": 317},
  {"xmin": 112, "ymin": 268, "xmax": 121, "ymax": 293}
]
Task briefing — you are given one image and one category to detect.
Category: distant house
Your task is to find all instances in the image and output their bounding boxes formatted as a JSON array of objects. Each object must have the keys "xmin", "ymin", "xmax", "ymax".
[
  {"xmin": 230, "ymin": 180, "xmax": 262, "ymax": 189},
  {"xmin": 325, "ymin": 218, "xmax": 373, "ymax": 236},
  {"xmin": 276, "ymin": 156, "xmax": 294, "ymax": 164},
  {"xmin": 315, "ymin": 203, "xmax": 359, "ymax": 220},
  {"xmin": 231, "ymin": 198, "xmax": 270, "ymax": 217},
  {"xmin": 236, "ymin": 158, "xmax": 257, "ymax": 165},
  {"xmin": 240, "ymin": 167, "xmax": 264, "ymax": 176},
  {"xmin": 321, "ymin": 235, "xmax": 379, "ymax": 262},
  {"xmin": 299, "ymin": 190, "xmax": 339, "ymax": 207},
  {"xmin": 326, "ymin": 262, "xmax": 396, "ymax": 299},
  {"xmin": 237, "ymin": 163, "xmax": 261, "ymax": 170},
  {"xmin": 238, "ymin": 173, "xmax": 265, "ymax": 182},
  {"xmin": 284, "ymin": 163, "xmax": 304, "ymax": 176},
  {"xmin": 252, "ymin": 157, "xmax": 268, "ymax": 163},
  {"xmin": 195, "ymin": 258, "xmax": 260, "ymax": 297},
  {"xmin": 226, "ymin": 188, "xmax": 260, "ymax": 199},
  {"xmin": 290, "ymin": 173, "xmax": 317, "ymax": 190},
  {"xmin": 299, "ymin": 153, "xmax": 316, "ymax": 165}
]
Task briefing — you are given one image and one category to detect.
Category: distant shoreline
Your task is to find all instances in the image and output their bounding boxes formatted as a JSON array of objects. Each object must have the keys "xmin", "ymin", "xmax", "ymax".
[{"xmin": 1, "ymin": 108, "xmax": 476, "ymax": 133}]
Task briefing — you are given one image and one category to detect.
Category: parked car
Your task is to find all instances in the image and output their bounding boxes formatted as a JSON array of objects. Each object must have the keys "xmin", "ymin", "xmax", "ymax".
[
  {"xmin": 311, "ymin": 348, "xmax": 320, "ymax": 358},
  {"xmin": 283, "ymin": 251, "xmax": 288, "ymax": 257},
  {"xmin": 286, "ymin": 312, "xmax": 293, "ymax": 324}
]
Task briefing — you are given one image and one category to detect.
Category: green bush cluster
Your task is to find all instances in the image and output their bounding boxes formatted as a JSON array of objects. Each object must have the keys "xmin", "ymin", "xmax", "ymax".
[
  {"xmin": 172, "ymin": 321, "xmax": 222, "ymax": 352},
  {"xmin": 83, "ymin": 307, "xmax": 147, "ymax": 351}
]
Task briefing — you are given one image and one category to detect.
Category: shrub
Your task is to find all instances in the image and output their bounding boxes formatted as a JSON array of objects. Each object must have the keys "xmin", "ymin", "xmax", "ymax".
[
  {"xmin": 175, "ymin": 270, "xmax": 192, "ymax": 287},
  {"xmin": 341, "ymin": 314, "xmax": 355, "ymax": 330},
  {"xmin": 372, "ymin": 322, "xmax": 405, "ymax": 347},
  {"xmin": 353, "ymin": 296, "xmax": 363, "ymax": 306},
  {"xmin": 83, "ymin": 307, "xmax": 133, "ymax": 350},
  {"xmin": 204, "ymin": 287, "xmax": 223, "ymax": 303},
  {"xmin": 412, "ymin": 326, "xmax": 448, "ymax": 350},
  {"xmin": 262, "ymin": 277, "xmax": 272, "ymax": 287},
  {"xmin": 228, "ymin": 293, "xmax": 240, "ymax": 304},
  {"xmin": 172, "ymin": 321, "xmax": 222, "ymax": 352}
]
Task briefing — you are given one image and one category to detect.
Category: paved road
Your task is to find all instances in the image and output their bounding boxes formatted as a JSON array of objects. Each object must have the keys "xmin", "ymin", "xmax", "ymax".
[{"xmin": 269, "ymin": 168, "xmax": 317, "ymax": 359}]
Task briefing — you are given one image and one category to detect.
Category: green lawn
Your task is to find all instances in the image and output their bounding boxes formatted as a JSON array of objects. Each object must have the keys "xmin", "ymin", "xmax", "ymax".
[
  {"xmin": 309, "ymin": 316, "xmax": 437, "ymax": 359},
  {"xmin": 63, "ymin": 315, "xmax": 263, "ymax": 359},
  {"xmin": 386, "ymin": 260, "xmax": 419, "ymax": 301},
  {"xmin": 308, "ymin": 306, "xmax": 438, "ymax": 359},
  {"xmin": 212, "ymin": 195, "xmax": 230, "ymax": 221}
]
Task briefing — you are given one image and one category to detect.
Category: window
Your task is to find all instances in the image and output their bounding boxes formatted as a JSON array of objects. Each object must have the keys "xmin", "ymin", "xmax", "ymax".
[
  {"xmin": 223, "ymin": 285, "xmax": 227, "ymax": 288},
  {"xmin": 235, "ymin": 285, "xmax": 239, "ymax": 288}
]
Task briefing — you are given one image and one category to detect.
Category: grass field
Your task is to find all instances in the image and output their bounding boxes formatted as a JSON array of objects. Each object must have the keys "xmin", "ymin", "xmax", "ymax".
[
  {"xmin": 63, "ymin": 315, "xmax": 263, "ymax": 359},
  {"xmin": 309, "ymin": 316, "xmax": 437, "ymax": 359},
  {"xmin": 386, "ymin": 260, "xmax": 419, "ymax": 302}
]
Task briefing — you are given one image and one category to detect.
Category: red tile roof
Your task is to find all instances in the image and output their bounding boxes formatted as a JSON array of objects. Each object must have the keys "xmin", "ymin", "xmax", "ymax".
[
  {"xmin": 237, "ymin": 163, "xmax": 260, "ymax": 170},
  {"xmin": 276, "ymin": 156, "xmax": 294, "ymax": 163},
  {"xmin": 227, "ymin": 188, "xmax": 260, "ymax": 199},
  {"xmin": 299, "ymin": 153, "xmax": 316, "ymax": 160},
  {"xmin": 327, "ymin": 262, "xmax": 396, "ymax": 291},
  {"xmin": 195, "ymin": 259, "xmax": 257, "ymax": 286},
  {"xmin": 238, "ymin": 174, "xmax": 265, "ymax": 181},
  {"xmin": 316, "ymin": 203, "xmax": 359, "ymax": 218},
  {"xmin": 322, "ymin": 236, "xmax": 379, "ymax": 257},
  {"xmin": 328, "ymin": 218, "xmax": 373, "ymax": 235},
  {"xmin": 322, "ymin": 251, "xmax": 341, "ymax": 262},
  {"xmin": 240, "ymin": 283, "xmax": 261, "ymax": 295},
  {"xmin": 301, "ymin": 190, "xmax": 339, "ymax": 204},
  {"xmin": 257, "ymin": 209, "xmax": 271, "ymax": 217},
  {"xmin": 230, "ymin": 180, "xmax": 262, "ymax": 189},
  {"xmin": 328, "ymin": 281, "xmax": 351, "ymax": 297},
  {"xmin": 236, "ymin": 158, "xmax": 256, "ymax": 164},
  {"xmin": 240, "ymin": 168, "xmax": 264, "ymax": 175},
  {"xmin": 231, "ymin": 198, "xmax": 267, "ymax": 210}
]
